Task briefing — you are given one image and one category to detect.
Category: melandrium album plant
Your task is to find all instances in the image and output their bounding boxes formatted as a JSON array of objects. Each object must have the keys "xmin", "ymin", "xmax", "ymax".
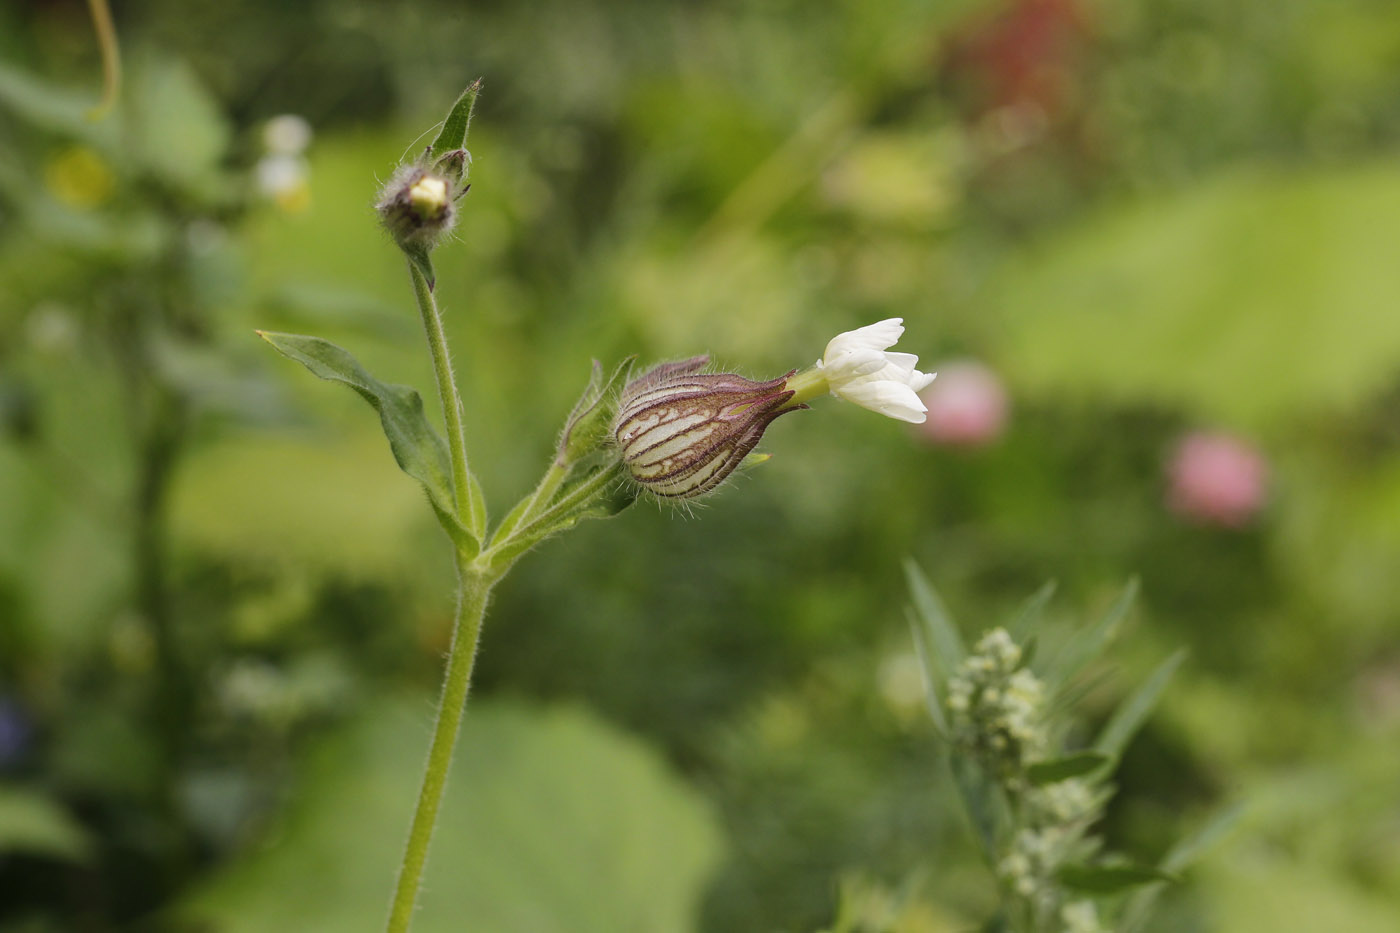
[{"xmin": 257, "ymin": 83, "xmax": 938, "ymax": 932}]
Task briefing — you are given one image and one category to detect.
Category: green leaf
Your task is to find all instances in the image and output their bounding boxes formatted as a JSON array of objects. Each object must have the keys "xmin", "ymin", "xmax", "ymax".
[
  {"xmin": 907, "ymin": 611, "xmax": 948, "ymax": 736},
  {"xmin": 402, "ymin": 242, "xmax": 437, "ymax": 292},
  {"xmin": 1120, "ymin": 801, "xmax": 1247, "ymax": 932},
  {"xmin": 1047, "ymin": 578, "xmax": 1138, "ymax": 690},
  {"xmin": 486, "ymin": 461, "xmax": 634, "ymax": 571},
  {"xmin": 993, "ymin": 164, "xmax": 1400, "ymax": 431},
  {"xmin": 1057, "ymin": 863, "xmax": 1177, "ymax": 894},
  {"xmin": 1094, "ymin": 648, "xmax": 1189, "ymax": 760},
  {"xmin": 0, "ymin": 59, "xmax": 118, "ymax": 148},
  {"xmin": 904, "ymin": 560, "xmax": 964, "ymax": 688},
  {"xmin": 1026, "ymin": 751, "xmax": 1113, "ymax": 785},
  {"xmin": 430, "ymin": 79, "xmax": 483, "ymax": 160},
  {"xmin": 257, "ymin": 331, "xmax": 476, "ymax": 554},
  {"xmin": 949, "ymin": 754, "xmax": 1001, "ymax": 865},
  {"xmin": 128, "ymin": 56, "xmax": 231, "ymax": 189},
  {"xmin": 1008, "ymin": 580, "xmax": 1057, "ymax": 642},
  {"xmin": 178, "ymin": 699, "xmax": 723, "ymax": 933},
  {"xmin": 0, "ymin": 785, "xmax": 93, "ymax": 862},
  {"xmin": 1159, "ymin": 800, "xmax": 1245, "ymax": 874}
]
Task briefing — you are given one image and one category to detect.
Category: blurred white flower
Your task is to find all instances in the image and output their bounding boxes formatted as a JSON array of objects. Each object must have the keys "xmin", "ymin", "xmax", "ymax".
[
  {"xmin": 263, "ymin": 114, "xmax": 313, "ymax": 155},
  {"xmin": 816, "ymin": 318, "xmax": 936, "ymax": 423},
  {"xmin": 255, "ymin": 154, "xmax": 306, "ymax": 198}
]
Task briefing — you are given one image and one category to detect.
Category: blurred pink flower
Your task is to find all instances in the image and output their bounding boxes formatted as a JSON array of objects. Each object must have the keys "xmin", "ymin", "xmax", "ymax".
[
  {"xmin": 1167, "ymin": 431, "xmax": 1269, "ymax": 528},
  {"xmin": 918, "ymin": 360, "xmax": 1009, "ymax": 447}
]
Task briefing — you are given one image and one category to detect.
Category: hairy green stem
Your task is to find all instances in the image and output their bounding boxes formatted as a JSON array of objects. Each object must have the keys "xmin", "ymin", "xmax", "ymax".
[
  {"xmin": 408, "ymin": 260, "xmax": 485, "ymax": 537},
  {"xmin": 385, "ymin": 559, "xmax": 497, "ymax": 933}
]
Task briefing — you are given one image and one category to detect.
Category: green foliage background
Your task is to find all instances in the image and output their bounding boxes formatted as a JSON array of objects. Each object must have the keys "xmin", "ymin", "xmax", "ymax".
[{"xmin": 2, "ymin": 0, "xmax": 1400, "ymax": 930}]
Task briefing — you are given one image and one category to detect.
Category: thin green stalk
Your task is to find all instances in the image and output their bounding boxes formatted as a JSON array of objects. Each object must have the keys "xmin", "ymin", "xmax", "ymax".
[
  {"xmin": 385, "ymin": 559, "xmax": 497, "ymax": 933},
  {"xmin": 408, "ymin": 260, "xmax": 485, "ymax": 537}
]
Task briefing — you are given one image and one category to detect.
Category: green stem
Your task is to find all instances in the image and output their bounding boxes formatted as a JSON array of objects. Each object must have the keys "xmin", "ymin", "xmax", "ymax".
[
  {"xmin": 385, "ymin": 559, "xmax": 497, "ymax": 933},
  {"xmin": 408, "ymin": 259, "xmax": 485, "ymax": 537},
  {"xmin": 782, "ymin": 365, "xmax": 830, "ymax": 408}
]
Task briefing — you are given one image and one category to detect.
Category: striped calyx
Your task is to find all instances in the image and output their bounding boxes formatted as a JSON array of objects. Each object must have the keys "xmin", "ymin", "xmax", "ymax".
[{"xmin": 613, "ymin": 356, "xmax": 802, "ymax": 499}]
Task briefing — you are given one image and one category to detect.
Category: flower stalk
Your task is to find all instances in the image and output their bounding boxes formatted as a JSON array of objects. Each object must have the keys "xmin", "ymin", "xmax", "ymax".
[{"xmin": 262, "ymin": 82, "xmax": 938, "ymax": 933}]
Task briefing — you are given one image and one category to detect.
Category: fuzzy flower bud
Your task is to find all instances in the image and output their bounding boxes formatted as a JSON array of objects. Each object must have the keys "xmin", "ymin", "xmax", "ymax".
[
  {"xmin": 376, "ymin": 166, "xmax": 460, "ymax": 252},
  {"xmin": 613, "ymin": 356, "xmax": 803, "ymax": 499}
]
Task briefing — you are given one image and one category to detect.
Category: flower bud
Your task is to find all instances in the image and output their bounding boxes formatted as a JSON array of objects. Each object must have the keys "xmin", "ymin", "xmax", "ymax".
[
  {"xmin": 375, "ymin": 166, "xmax": 459, "ymax": 251},
  {"xmin": 613, "ymin": 356, "xmax": 802, "ymax": 499}
]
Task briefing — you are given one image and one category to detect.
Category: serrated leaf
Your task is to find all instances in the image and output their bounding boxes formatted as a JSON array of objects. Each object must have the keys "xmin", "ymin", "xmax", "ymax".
[
  {"xmin": 904, "ymin": 560, "xmax": 964, "ymax": 689},
  {"xmin": 430, "ymin": 79, "xmax": 482, "ymax": 160},
  {"xmin": 1026, "ymin": 751, "xmax": 1113, "ymax": 785},
  {"xmin": 1094, "ymin": 648, "xmax": 1188, "ymax": 760},
  {"xmin": 0, "ymin": 785, "xmax": 93, "ymax": 862},
  {"xmin": 257, "ymin": 331, "xmax": 476, "ymax": 554},
  {"xmin": 1057, "ymin": 863, "xmax": 1177, "ymax": 894},
  {"xmin": 1047, "ymin": 578, "xmax": 1139, "ymax": 690}
]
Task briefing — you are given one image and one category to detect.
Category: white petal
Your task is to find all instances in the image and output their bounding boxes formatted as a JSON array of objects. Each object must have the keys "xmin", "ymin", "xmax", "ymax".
[
  {"xmin": 839, "ymin": 381, "xmax": 929, "ymax": 423},
  {"xmin": 823, "ymin": 318, "xmax": 904, "ymax": 361}
]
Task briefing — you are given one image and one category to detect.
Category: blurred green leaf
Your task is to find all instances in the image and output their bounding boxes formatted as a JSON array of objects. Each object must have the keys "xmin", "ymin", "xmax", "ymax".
[
  {"xmin": 1057, "ymin": 863, "xmax": 1176, "ymax": 894},
  {"xmin": 179, "ymin": 700, "xmax": 723, "ymax": 933},
  {"xmin": 1046, "ymin": 578, "xmax": 1138, "ymax": 691},
  {"xmin": 0, "ymin": 59, "xmax": 117, "ymax": 148},
  {"xmin": 0, "ymin": 785, "xmax": 92, "ymax": 862},
  {"xmin": 258, "ymin": 331, "xmax": 476, "ymax": 554},
  {"xmin": 1094, "ymin": 648, "xmax": 1189, "ymax": 761},
  {"xmin": 904, "ymin": 559, "xmax": 964, "ymax": 687},
  {"xmin": 995, "ymin": 165, "xmax": 1400, "ymax": 430},
  {"xmin": 949, "ymin": 754, "xmax": 1000, "ymax": 866},
  {"xmin": 1008, "ymin": 580, "xmax": 1056, "ymax": 642},
  {"xmin": 1121, "ymin": 801, "xmax": 1248, "ymax": 933},
  {"xmin": 128, "ymin": 56, "xmax": 231, "ymax": 193},
  {"xmin": 1026, "ymin": 752, "xmax": 1113, "ymax": 786}
]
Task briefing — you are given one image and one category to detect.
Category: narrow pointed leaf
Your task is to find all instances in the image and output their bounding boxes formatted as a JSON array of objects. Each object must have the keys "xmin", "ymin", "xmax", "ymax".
[
  {"xmin": 1026, "ymin": 751, "xmax": 1113, "ymax": 785},
  {"xmin": 1008, "ymin": 580, "xmax": 1057, "ymax": 641},
  {"xmin": 258, "ymin": 331, "xmax": 476, "ymax": 554},
  {"xmin": 1161, "ymin": 800, "xmax": 1245, "ymax": 873},
  {"xmin": 430, "ymin": 79, "xmax": 482, "ymax": 159},
  {"xmin": 908, "ymin": 612, "xmax": 949, "ymax": 736},
  {"xmin": 1119, "ymin": 801, "xmax": 1247, "ymax": 932},
  {"xmin": 949, "ymin": 754, "xmax": 1000, "ymax": 865},
  {"xmin": 904, "ymin": 560, "xmax": 964, "ymax": 686},
  {"xmin": 1048, "ymin": 577, "xmax": 1139, "ymax": 689},
  {"xmin": 402, "ymin": 243, "xmax": 436, "ymax": 291},
  {"xmin": 1057, "ymin": 863, "xmax": 1177, "ymax": 894},
  {"xmin": 1094, "ymin": 648, "xmax": 1188, "ymax": 760},
  {"xmin": 486, "ymin": 462, "xmax": 633, "ymax": 572}
]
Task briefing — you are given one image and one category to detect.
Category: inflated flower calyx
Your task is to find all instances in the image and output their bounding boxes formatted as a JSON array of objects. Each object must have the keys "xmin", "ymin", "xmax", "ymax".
[{"xmin": 613, "ymin": 356, "xmax": 804, "ymax": 499}]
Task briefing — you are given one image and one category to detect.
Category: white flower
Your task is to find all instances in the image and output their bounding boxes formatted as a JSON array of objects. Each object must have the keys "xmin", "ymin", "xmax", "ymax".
[{"xmin": 817, "ymin": 318, "xmax": 936, "ymax": 423}]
